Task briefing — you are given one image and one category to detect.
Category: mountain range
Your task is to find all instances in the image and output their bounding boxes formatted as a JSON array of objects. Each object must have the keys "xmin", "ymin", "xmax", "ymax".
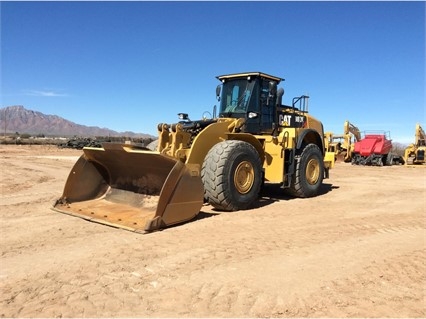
[{"xmin": 0, "ymin": 105, "xmax": 154, "ymax": 138}]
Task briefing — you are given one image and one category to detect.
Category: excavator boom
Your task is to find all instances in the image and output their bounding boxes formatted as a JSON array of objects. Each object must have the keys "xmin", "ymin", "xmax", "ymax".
[
  {"xmin": 404, "ymin": 123, "xmax": 426, "ymax": 165},
  {"xmin": 415, "ymin": 123, "xmax": 426, "ymax": 146}
]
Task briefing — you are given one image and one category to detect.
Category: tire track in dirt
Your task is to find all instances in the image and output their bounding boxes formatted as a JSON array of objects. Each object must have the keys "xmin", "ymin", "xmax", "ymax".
[
  {"xmin": 178, "ymin": 225, "xmax": 424, "ymax": 317},
  {"xmin": 0, "ymin": 156, "xmax": 73, "ymax": 201},
  {"xmin": 1, "ymin": 146, "xmax": 425, "ymax": 318},
  {"xmin": 1, "ymin": 193, "xmax": 59, "ymax": 207},
  {"xmin": 150, "ymin": 207, "xmax": 425, "ymax": 317},
  {"xmin": 289, "ymin": 249, "xmax": 426, "ymax": 318},
  {"xmin": 2, "ymin": 220, "xmax": 424, "ymax": 317},
  {"xmin": 40, "ymin": 214, "xmax": 421, "ymax": 318},
  {"xmin": 2, "ymin": 200, "xmax": 424, "ymax": 318}
]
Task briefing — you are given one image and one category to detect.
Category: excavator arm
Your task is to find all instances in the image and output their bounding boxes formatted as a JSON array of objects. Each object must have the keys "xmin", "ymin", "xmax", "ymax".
[
  {"xmin": 415, "ymin": 124, "xmax": 426, "ymax": 147},
  {"xmin": 342, "ymin": 120, "xmax": 361, "ymax": 162},
  {"xmin": 344, "ymin": 120, "xmax": 361, "ymax": 142},
  {"xmin": 404, "ymin": 123, "xmax": 426, "ymax": 165}
]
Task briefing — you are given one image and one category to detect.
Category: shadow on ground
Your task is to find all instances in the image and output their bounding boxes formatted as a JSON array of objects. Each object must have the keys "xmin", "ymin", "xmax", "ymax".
[
  {"xmin": 165, "ymin": 183, "xmax": 339, "ymax": 231},
  {"xmin": 253, "ymin": 182, "xmax": 338, "ymax": 209}
]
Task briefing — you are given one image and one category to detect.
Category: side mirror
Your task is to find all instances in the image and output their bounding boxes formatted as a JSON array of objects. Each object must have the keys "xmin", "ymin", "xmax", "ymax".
[{"xmin": 216, "ymin": 85, "xmax": 221, "ymax": 101}]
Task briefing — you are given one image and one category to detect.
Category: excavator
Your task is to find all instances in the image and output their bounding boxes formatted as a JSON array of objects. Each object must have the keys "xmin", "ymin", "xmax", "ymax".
[
  {"xmin": 404, "ymin": 123, "xmax": 426, "ymax": 165},
  {"xmin": 325, "ymin": 120, "xmax": 361, "ymax": 162},
  {"xmin": 53, "ymin": 72, "xmax": 335, "ymax": 233}
]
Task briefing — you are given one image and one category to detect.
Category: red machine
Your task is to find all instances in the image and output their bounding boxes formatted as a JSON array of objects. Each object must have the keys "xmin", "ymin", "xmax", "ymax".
[{"xmin": 351, "ymin": 131, "xmax": 393, "ymax": 166}]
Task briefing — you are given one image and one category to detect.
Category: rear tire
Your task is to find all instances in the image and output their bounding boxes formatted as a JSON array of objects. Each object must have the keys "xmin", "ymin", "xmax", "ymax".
[
  {"xmin": 286, "ymin": 144, "xmax": 324, "ymax": 198},
  {"xmin": 201, "ymin": 140, "xmax": 262, "ymax": 211}
]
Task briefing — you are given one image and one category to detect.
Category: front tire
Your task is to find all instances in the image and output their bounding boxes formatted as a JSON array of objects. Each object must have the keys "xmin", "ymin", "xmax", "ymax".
[
  {"xmin": 286, "ymin": 144, "xmax": 324, "ymax": 198},
  {"xmin": 201, "ymin": 140, "xmax": 262, "ymax": 211}
]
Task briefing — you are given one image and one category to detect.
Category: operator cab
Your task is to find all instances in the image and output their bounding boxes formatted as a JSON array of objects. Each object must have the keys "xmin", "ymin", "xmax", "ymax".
[{"xmin": 216, "ymin": 72, "xmax": 284, "ymax": 134}]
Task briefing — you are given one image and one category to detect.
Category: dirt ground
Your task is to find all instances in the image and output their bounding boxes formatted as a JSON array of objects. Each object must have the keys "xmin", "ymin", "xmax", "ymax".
[{"xmin": 0, "ymin": 144, "xmax": 425, "ymax": 318}]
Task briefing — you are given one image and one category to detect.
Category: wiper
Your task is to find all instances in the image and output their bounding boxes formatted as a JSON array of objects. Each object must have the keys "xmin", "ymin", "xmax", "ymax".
[{"xmin": 236, "ymin": 90, "xmax": 247, "ymax": 107}]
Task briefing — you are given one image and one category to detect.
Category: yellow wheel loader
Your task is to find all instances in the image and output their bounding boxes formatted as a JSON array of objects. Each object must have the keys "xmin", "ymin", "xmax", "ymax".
[{"xmin": 53, "ymin": 72, "xmax": 335, "ymax": 232}]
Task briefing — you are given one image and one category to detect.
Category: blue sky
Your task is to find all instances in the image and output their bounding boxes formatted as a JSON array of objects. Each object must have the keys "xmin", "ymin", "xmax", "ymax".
[{"xmin": 1, "ymin": 1, "xmax": 425, "ymax": 143}]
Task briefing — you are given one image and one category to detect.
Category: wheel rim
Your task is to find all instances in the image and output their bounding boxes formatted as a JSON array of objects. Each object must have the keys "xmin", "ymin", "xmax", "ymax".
[
  {"xmin": 306, "ymin": 158, "xmax": 320, "ymax": 185},
  {"xmin": 234, "ymin": 161, "xmax": 254, "ymax": 194}
]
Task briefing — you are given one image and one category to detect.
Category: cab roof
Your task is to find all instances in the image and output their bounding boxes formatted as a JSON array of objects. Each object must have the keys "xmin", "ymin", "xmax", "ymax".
[{"xmin": 216, "ymin": 72, "xmax": 284, "ymax": 83}]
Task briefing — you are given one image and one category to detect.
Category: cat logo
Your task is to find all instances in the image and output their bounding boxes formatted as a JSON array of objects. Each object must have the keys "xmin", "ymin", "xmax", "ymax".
[
  {"xmin": 278, "ymin": 113, "xmax": 306, "ymax": 127},
  {"xmin": 279, "ymin": 114, "xmax": 292, "ymax": 126}
]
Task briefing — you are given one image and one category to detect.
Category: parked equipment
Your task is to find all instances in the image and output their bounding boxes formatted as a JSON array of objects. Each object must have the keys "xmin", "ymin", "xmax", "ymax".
[
  {"xmin": 325, "ymin": 120, "xmax": 361, "ymax": 162},
  {"xmin": 404, "ymin": 123, "xmax": 426, "ymax": 165},
  {"xmin": 351, "ymin": 131, "xmax": 396, "ymax": 166},
  {"xmin": 53, "ymin": 72, "xmax": 335, "ymax": 232}
]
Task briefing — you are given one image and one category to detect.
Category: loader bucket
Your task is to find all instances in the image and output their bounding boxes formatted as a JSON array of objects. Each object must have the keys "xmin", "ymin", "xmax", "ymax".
[{"xmin": 53, "ymin": 143, "xmax": 204, "ymax": 232}]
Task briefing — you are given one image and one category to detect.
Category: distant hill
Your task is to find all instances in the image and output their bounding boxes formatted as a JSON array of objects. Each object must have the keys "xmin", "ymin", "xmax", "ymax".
[{"xmin": 0, "ymin": 105, "xmax": 154, "ymax": 138}]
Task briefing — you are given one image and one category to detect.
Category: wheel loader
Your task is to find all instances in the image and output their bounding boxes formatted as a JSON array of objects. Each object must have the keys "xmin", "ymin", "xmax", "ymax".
[{"xmin": 53, "ymin": 72, "xmax": 335, "ymax": 233}]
